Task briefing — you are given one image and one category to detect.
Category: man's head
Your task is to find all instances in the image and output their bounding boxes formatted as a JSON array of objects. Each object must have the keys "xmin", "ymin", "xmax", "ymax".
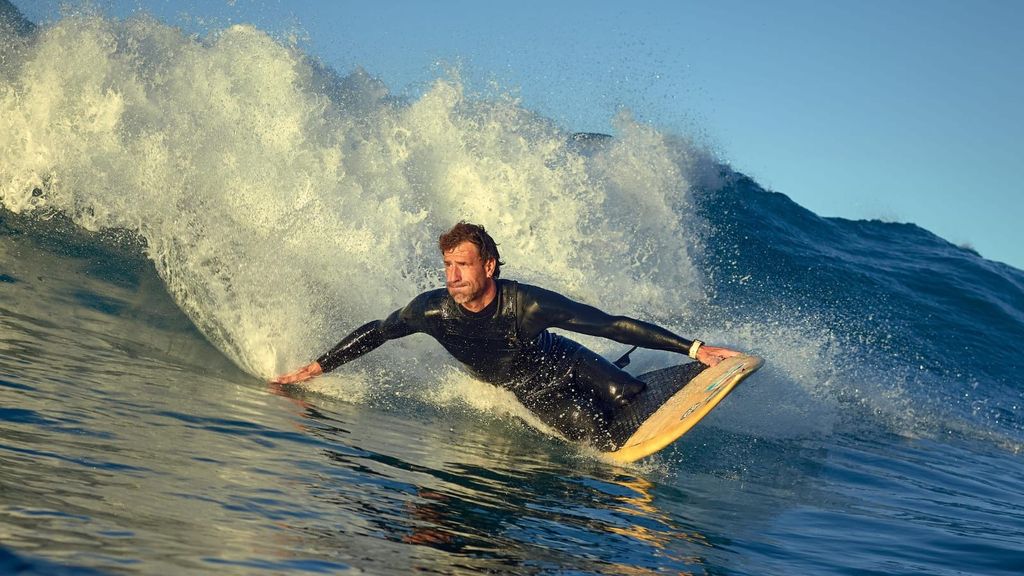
[{"xmin": 439, "ymin": 221, "xmax": 504, "ymax": 306}]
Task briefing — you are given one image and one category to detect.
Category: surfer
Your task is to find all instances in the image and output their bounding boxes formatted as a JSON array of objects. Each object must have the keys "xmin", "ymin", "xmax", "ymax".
[{"xmin": 272, "ymin": 221, "xmax": 740, "ymax": 449}]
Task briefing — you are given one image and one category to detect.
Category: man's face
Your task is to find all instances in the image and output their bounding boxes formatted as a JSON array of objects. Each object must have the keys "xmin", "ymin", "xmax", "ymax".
[{"xmin": 443, "ymin": 241, "xmax": 495, "ymax": 305}]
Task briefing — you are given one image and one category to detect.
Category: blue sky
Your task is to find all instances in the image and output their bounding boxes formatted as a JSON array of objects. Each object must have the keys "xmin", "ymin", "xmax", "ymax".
[{"xmin": 15, "ymin": 0, "xmax": 1024, "ymax": 269}]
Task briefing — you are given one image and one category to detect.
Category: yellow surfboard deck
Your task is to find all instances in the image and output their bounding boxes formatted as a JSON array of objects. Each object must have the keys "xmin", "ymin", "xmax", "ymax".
[{"xmin": 604, "ymin": 354, "xmax": 763, "ymax": 463}]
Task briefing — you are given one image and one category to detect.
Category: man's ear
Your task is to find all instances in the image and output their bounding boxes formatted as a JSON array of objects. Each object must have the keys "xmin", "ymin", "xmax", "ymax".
[{"xmin": 485, "ymin": 258, "xmax": 496, "ymax": 278}]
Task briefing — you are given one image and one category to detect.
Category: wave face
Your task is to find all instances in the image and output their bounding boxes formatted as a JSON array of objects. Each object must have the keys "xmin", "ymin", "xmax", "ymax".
[
  {"xmin": 697, "ymin": 172, "xmax": 1024, "ymax": 444},
  {"xmin": 2, "ymin": 8, "xmax": 1023, "ymax": 575}
]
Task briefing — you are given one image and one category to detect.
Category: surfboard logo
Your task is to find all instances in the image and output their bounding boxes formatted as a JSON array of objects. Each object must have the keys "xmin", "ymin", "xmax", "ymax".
[{"xmin": 680, "ymin": 364, "xmax": 746, "ymax": 422}]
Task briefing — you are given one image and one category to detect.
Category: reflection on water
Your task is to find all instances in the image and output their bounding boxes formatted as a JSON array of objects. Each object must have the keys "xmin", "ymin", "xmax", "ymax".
[
  {"xmin": 268, "ymin": 383, "xmax": 720, "ymax": 574},
  {"xmin": 606, "ymin": 476, "xmax": 711, "ymax": 566}
]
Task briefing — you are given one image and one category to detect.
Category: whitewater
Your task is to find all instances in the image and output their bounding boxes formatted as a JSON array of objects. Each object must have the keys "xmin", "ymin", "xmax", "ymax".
[{"xmin": 2, "ymin": 6, "xmax": 1022, "ymax": 575}]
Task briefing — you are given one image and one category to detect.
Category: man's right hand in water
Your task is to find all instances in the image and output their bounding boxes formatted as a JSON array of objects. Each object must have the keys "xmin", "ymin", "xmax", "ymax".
[{"xmin": 270, "ymin": 361, "xmax": 323, "ymax": 385}]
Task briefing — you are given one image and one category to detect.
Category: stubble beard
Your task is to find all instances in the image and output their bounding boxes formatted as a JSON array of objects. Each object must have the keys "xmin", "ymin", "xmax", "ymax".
[{"xmin": 447, "ymin": 283, "xmax": 478, "ymax": 304}]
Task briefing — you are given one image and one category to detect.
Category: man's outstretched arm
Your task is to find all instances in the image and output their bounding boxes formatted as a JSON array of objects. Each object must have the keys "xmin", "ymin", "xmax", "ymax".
[
  {"xmin": 270, "ymin": 303, "xmax": 420, "ymax": 384},
  {"xmin": 527, "ymin": 286, "xmax": 741, "ymax": 367}
]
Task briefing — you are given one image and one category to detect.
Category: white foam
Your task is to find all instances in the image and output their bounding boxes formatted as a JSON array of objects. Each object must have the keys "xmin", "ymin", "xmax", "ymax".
[{"xmin": 0, "ymin": 14, "xmax": 717, "ymax": 381}]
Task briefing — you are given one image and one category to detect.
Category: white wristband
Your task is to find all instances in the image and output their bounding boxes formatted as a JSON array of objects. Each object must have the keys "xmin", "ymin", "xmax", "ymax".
[{"xmin": 688, "ymin": 339, "xmax": 703, "ymax": 359}]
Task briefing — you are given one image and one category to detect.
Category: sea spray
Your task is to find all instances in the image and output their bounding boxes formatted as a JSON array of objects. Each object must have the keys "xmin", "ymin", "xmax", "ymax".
[{"xmin": 0, "ymin": 13, "xmax": 716, "ymax": 381}]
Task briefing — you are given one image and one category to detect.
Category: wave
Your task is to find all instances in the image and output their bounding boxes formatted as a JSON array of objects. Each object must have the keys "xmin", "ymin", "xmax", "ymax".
[{"xmin": 2, "ymin": 8, "xmax": 1021, "ymax": 449}]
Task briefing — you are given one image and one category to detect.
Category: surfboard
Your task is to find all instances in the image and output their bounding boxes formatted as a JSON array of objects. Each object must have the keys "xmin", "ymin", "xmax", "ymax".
[{"xmin": 603, "ymin": 354, "xmax": 763, "ymax": 463}]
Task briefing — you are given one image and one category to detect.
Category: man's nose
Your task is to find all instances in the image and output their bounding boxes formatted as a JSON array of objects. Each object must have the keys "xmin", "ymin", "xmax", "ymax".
[{"xmin": 446, "ymin": 267, "xmax": 460, "ymax": 283}]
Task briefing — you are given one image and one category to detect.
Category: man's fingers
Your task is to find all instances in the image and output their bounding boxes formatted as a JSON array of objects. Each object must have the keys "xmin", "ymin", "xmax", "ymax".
[{"xmin": 271, "ymin": 363, "xmax": 322, "ymax": 386}]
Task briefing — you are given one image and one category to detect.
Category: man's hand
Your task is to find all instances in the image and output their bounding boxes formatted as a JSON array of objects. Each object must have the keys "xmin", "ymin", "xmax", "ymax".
[
  {"xmin": 696, "ymin": 345, "xmax": 741, "ymax": 367},
  {"xmin": 270, "ymin": 361, "xmax": 323, "ymax": 385}
]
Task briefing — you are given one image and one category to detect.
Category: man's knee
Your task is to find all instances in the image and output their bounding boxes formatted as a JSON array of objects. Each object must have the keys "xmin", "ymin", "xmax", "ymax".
[
  {"xmin": 574, "ymin": 350, "xmax": 646, "ymax": 408},
  {"xmin": 613, "ymin": 379, "xmax": 646, "ymax": 405}
]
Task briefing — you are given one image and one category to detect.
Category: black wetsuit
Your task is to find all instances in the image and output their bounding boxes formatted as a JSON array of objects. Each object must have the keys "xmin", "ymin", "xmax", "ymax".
[{"xmin": 317, "ymin": 279, "xmax": 698, "ymax": 449}]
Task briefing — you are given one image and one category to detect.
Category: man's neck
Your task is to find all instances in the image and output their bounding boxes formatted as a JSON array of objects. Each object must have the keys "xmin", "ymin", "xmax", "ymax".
[{"xmin": 460, "ymin": 278, "xmax": 498, "ymax": 313}]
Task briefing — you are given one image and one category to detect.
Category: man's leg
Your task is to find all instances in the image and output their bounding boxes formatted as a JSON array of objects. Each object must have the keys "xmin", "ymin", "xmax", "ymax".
[
  {"xmin": 514, "ymin": 345, "xmax": 647, "ymax": 450},
  {"xmin": 569, "ymin": 345, "xmax": 647, "ymax": 410},
  {"xmin": 523, "ymin": 348, "xmax": 646, "ymax": 450},
  {"xmin": 519, "ymin": 378, "xmax": 616, "ymax": 450}
]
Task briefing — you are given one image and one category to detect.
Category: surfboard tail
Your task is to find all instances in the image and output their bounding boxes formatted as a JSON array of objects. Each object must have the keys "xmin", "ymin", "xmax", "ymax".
[
  {"xmin": 604, "ymin": 355, "xmax": 763, "ymax": 462},
  {"xmin": 606, "ymin": 361, "xmax": 707, "ymax": 449}
]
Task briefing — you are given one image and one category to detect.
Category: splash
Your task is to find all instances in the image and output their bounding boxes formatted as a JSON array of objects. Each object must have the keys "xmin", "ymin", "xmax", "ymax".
[{"xmin": 0, "ymin": 13, "xmax": 717, "ymax": 379}]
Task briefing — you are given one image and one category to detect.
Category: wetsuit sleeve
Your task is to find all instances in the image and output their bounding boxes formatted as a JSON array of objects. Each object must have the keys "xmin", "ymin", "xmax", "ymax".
[
  {"xmin": 315, "ymin": 297, "xmax": 424, "ymax": 373},
  {"xmin": 521, "ymin": 285, "xmax": 697, "ymax": 356}
]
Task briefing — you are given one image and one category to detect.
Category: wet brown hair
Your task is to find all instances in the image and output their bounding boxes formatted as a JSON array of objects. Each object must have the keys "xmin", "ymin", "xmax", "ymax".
[{"xmin": 438, "ymin": 221, "xmax": 504, "ymax": 278}]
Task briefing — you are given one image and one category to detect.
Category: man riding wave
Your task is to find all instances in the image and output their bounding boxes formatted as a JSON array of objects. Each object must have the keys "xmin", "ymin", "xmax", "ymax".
[{"xmin": 273, "ymin": 221, "xmax": 740, "ymax": 449}]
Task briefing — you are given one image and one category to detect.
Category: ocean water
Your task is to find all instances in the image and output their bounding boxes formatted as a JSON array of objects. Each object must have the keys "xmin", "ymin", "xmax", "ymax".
[{"xmin": 2, "ymin": 5, "xmax": 1023, "ymax": 575}]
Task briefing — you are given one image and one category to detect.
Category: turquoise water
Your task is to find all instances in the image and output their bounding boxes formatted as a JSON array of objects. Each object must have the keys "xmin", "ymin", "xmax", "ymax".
[{"xmin": 2, "ymin": 4, "xmax": 1023, "ymax": 574}]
